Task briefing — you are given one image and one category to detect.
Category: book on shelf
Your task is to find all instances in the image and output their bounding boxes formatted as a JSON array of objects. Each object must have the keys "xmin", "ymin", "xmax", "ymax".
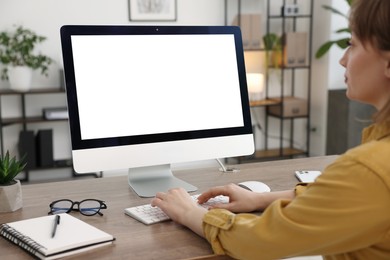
[
  {"xmin": 36, "ymin": 129, "xmax": 54, "ymax": 167},
  {"xmin": 0, "ymin": 213, "xmax": 115, "ymax": 259},
  {"xmin": 18, "ymin": 130, "xmax": 37, "ymax": 170}
]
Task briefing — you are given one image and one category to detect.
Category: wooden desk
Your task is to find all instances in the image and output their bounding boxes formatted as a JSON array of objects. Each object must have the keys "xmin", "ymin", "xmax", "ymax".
[{"xmin": 1, "ymin": 156, "xmax": 337, "ymax": 260}]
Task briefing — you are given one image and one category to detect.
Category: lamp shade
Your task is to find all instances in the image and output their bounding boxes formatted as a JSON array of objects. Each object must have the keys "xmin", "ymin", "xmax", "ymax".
[{"xmin": 246, "ymin": 73, "xmax": 264, "ymax": 101}]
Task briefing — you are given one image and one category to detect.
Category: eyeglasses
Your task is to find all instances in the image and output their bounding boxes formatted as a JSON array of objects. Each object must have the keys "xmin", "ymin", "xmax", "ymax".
[{"xmin": 48, "ymin": 199, "xmax": 107, "ymax": 216}]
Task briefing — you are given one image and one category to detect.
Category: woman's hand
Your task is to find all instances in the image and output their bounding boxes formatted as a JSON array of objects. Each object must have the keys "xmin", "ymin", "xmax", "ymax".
[
  {"xmin": 151, "ymin": 186, "xmax": 295, "ymax": 236},
  {"xmin": 151, "ymin": 188, "xmax": 207, "ymax": 237},
  {"xmin": 198, "ymin": 184, "xmax": 295, "ymax": 213},
  {"xmin": 197, "ymin": 183, "xmax": 266, "ymax": 213}
]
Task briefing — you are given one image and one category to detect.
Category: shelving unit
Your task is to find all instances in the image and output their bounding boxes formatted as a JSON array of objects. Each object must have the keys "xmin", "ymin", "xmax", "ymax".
[
  {"xmin": 0, "ymin": 88, "xmax": 67, "ymax": 128},
  {"xmin": 225, "ymin": 0, "xmax": 313, "ymax": 162},
  {"xmin": 0, "ymin": 88, "xmax": 99, "ymax": 182}
]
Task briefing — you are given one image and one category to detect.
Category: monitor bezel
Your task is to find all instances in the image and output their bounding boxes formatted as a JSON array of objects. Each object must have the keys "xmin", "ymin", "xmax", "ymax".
[{"xmin": 60, "ymin": 25, "xmax": 252, "ymax": 151}]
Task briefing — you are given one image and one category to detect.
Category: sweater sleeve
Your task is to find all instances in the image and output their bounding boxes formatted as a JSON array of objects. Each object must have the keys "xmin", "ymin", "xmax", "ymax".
[
  {"xmin": 294, "ymin": 182, "xmax": 310, "ymax": 195},
  {"xmin": 202, "ymin": 156, "xmax": 390, "ymax": 260}
]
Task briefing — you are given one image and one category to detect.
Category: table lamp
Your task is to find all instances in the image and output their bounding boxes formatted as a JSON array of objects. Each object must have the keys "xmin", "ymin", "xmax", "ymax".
[{"xmin": 246, "ymin": 73, "xmax": 264, "ymax": 101}]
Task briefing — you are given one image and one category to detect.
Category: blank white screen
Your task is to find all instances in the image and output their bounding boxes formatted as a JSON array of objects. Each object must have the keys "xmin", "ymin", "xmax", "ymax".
[{"xmin": 71, "ymin": 34, "xmax": 244, "ymax": 140}]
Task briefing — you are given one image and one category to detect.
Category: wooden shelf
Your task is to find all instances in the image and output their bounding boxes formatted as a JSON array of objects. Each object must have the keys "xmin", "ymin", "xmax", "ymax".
[
  {"xmin": 0, "ymin": 87, "xmax": 64, "ymax": 95},
  {"xmin": 269, "ymin": 14, "xmax": 312, "ymax": 19},
  {"xmin": 267, "ymin": 113, "xmax": 309, "ymax": 119},
  {"xmin": 267, "ymin": 65, "xmax": 311, "ymax": 70},
  {"xmin": 226, "ymin": 0, "xmax": 313, "ymax": 162},
  {"xmin": 1, "ymin": 116, "xmax": 67, "ymax": 126},
  {"xmin": 26, "ymin": 159, "xmax": 72, "ymax": 171},
  {"xmin": 254, "ymin": 148, "xmax": 306, "ymax": 158},
  {"xmin": 17, "ymin": 159, "xmax": 101, "ymax": 183},
  {"xmin": 250, "ymin": 99, "xmax": 280, "ymax": 107},
  {"xmin": 0, "ymin": 87, "xmax": 71, "ymax": 182},
  {"xmin": 235, "ymin": 148, "xmax": 307, "ymax": 163}
]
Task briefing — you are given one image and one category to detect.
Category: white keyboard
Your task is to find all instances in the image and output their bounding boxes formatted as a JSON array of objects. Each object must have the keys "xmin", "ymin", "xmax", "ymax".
[{"xmin": 124, "ymin": 194, "xmax": 229, "ymax": 225}]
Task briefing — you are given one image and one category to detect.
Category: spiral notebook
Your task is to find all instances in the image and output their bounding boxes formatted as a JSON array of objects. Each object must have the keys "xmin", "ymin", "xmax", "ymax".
[{"xmin": 0, "ymin": 213, "xmax": 115, "ymax": 259}]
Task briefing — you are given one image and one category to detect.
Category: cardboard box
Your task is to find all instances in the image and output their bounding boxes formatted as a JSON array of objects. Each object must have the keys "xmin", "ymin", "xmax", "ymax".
[
  {"xmin": 232, "ymin": 14, "xmax": 251, "ymax": 49},
  {"xmin": 42, "ymin": 107, "xmax": 68, "ymax": 120},
  {"xmin": 250, "ymin": 14, "xmax": 262, "ymax": 49},
  {"xmin": 268, "ymin": 96, "xmax": 308, "ymax": 117},
  {"xmin": 283, "ymin": 32, "xmax": 308, "ymax": 67},
  {"xmin": 231, "ymin": 14, "xmax": 262, "ymax": 50}
]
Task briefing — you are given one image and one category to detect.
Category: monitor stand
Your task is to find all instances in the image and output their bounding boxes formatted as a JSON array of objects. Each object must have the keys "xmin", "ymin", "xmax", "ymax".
[{"xmin": 128, "ymin": 164, "xmax": 198, "ymax": 197}]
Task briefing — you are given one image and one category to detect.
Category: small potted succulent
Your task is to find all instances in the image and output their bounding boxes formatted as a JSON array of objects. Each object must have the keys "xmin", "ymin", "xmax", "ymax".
[
  {"xmin": 0, "ymin": 151, "xmax": 26, "ymax": 212},
  {"xmin": 0, "ymin": 25, "xmax": 52, "ymax": 91}
]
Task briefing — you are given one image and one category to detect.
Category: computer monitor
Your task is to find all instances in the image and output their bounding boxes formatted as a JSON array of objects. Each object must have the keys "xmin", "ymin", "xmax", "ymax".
[{"xmin": 60, "ymin": 25, "xmax": 254, "ymax": 197}]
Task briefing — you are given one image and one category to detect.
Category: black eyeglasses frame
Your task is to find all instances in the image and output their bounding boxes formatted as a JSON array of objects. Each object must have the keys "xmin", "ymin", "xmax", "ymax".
[{"xmin": 48, "ymin": 199, "xmax": 107, "ymax": 216}]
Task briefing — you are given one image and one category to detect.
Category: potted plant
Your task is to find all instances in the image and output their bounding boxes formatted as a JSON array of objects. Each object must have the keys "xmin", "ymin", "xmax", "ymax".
[
  {"xmin": 263, "ymin": 33, "xmax": 283, "ymax": 68},
  {"xmin": 0, "ymin": 25, "xmax": 52, "ymax": 91},
  {"xmin": 262, "ymin": 33, "xmax": 283, "ymax": 94},
  {"xmin": 315, "ymin": 0, "xmax": 351, "ymax": 58},
  {"xmin": 0, "ymin": 151, "xmax": 26, "ymax": 212}
]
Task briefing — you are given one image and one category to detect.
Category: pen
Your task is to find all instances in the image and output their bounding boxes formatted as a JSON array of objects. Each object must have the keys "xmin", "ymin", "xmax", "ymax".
[{"xmin": 51, "ymin": 215, "xmax": 61, "ymax": 238}]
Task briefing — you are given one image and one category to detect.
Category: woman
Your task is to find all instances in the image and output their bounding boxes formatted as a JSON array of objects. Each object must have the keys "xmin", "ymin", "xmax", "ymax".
[{"xmin": 151, "ymin": 0, "xmax": 390, "ymax": 259}]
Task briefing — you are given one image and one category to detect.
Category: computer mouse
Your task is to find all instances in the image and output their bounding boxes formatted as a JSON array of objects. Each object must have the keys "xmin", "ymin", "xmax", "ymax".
[{"xmin": 238, "ymin": 181, "xmax": 271, "ymax": 193}]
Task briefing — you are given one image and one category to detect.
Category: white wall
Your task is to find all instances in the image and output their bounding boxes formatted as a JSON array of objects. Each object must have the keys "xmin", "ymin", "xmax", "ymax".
[
  {"xmin": 328, "ymin": 0, "xmax": 349, "ymax": 90},
  {"xmin": 0, "ymin": 0, "xmax": 225, "ymax": 89},
  {"xmin": 0, "ymin": 0, "xmax": 333, "ymax": 180},
  {"xmin": 311, "ymin": 0, "xmax": 349, "ymax": 158},
  {"xmin": 309, "ymin": 0, "xmax": 331, "ymax": 157}
]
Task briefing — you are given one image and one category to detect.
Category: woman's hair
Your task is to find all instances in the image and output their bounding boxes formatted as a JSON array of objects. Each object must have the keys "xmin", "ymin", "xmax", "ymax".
[
  {"xmin": 349, "ymin": 0, "xmax": 390, "ymax": 123},
  {"xmin": 349, "ymin": 0, "xmax": 390, "ymax": 51}
]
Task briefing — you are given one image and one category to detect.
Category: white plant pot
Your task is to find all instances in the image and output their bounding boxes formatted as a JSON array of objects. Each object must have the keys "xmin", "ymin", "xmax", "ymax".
[
  {"xmin": 8, "ymin": 66, "xmax": 33, "ymax": 92},
  {"xmin": 0, "ymin": 180, "xmax": 23, "ymax": 212}
]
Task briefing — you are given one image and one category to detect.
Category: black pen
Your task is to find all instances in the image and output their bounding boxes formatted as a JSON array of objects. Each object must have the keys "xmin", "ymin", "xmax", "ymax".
[{"xmin": 51, "ymin": 215, "xmax": 61, "ymax": 238}]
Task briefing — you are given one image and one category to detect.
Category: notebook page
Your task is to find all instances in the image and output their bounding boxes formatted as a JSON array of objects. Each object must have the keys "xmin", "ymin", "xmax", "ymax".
[{"xmin": 6, "ymin": 213, "xmax": 114, "ymax": 255}]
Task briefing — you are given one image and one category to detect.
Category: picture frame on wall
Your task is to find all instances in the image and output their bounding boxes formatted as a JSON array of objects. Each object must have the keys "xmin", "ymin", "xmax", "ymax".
[{"xmin": 129, "ymin": 0, "xmax": 177, "ymax": 21}]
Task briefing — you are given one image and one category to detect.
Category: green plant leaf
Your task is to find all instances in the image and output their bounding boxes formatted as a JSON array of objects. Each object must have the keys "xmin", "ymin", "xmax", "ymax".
[
  {"xmin": 322, "ymin": 5, "xmax": 349, "ymax": 19},
  {"xmin": 0, "ymin": 25, "xmax": 52, "ymax": 80},
  {"xmin": 263, "ymin": 33, "xmax": 281, "ymax": 51},
  {"xmin": 316, "ymin": 3, "xmax": 351, "ymax": 59},
  {"xmin": 315, "ymin": 41, "xmax": 334, "ymax": 59},
  {"xmin": 335, "ymin": 28, "xmax": 351, "ymax": 34},
  {"xmin": 0, "ymin": 151, "xmax": 26, "ymax": 185},
  {"xmin": 335, "ymin": 38, "xmax": 350, "ymax": 49}
]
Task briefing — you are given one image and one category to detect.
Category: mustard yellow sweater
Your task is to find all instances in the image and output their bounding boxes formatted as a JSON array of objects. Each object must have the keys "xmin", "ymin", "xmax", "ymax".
[{"xmin": 202, "ymin": 122, "xmax": 390, "ymax": 260}]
